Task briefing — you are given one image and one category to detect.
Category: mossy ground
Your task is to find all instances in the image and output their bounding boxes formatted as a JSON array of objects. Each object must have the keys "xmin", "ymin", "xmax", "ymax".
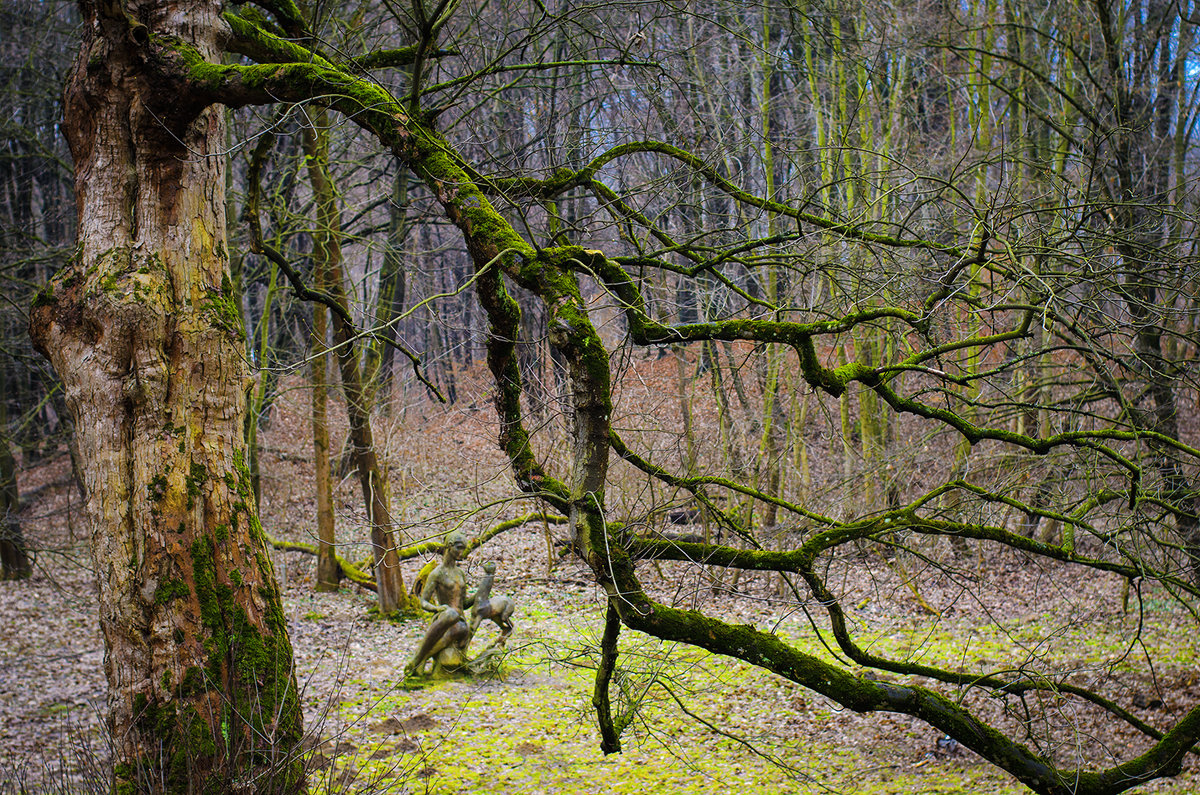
[{"xmin": 286, "ymin": 575, "xmax": 1183, "ymax": 795}]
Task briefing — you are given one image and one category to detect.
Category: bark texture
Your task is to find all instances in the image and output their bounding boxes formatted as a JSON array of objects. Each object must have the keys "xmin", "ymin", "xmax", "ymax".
[
  {"xmin": 28, "ymin": 2, "xmax": 304, "ymax": 790},
  {"xmin": 310, "ymin": 250, "xmax": 338, "ymax": 593},
  {"xmin": 305, "ymin": 114, "xmax": 339, "ymax": 595},
  {"xmin": 301, "ymin": 117, "xmax": 408, "ymax": 613}
]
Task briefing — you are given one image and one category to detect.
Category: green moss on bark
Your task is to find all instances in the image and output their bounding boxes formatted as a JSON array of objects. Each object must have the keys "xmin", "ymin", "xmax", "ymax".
[
  {"xmin": 200, "ymin": 275, "xmax": 243, "ymax": 338},
  {"xmin": 182, "ymin": 530, "xmax": 303, "ymax": 790},
  {"xmin": 30, "ymin": 283, "xmax": 55, "ymax": 310},
  {"xmin": 154, "ymin": 578, "xmax": 190, "ymax": 605},
  {"xmin": 129, "ymin": 693, "xmax": 223, "ymax": 792},
  {"xmin": 148, "ymin": 475, "xmax": 169, "ymax": 502},
  {"xmin": 185, "ymin": 463, "xmax": 207, "ymax": 509}
]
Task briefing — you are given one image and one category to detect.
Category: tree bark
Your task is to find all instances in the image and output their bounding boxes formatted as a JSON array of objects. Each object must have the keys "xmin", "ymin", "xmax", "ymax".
[
  {"xmin": 28, "ymin": 2, "xmax": 304, "ymax": 790},
  {"xmin": 364, "ymin": 168, "xmax": 409, "ymax": 410},
  {"xmin": 0, "ymin": 366, "xmax": 31, "ymax": 580},
  {"xmin": 310, "ymin": 232, "xmax": 338, "ymax": 593},
  {"xmin": 301, "ymin": 115, "xmax": 409, "ymax": 614}
]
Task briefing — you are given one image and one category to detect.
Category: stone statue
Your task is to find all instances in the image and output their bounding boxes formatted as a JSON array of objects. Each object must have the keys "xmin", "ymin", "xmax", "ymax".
[
  {"xmin": 404, "ymin": 531, "xmax": 515, "ymax": 677},
  {"xmin": 470, "ymin": 561, "xmax": 515, "ymax": 647}
]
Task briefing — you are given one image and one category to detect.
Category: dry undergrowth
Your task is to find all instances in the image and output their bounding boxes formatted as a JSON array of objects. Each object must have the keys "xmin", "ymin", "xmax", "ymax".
[{"xmin": 2, "ymin": 356, "xmax": 1197, "ymax": 793}]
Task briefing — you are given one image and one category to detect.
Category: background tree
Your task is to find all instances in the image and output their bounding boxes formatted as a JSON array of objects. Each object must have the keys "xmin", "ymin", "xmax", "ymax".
[{"xmin": 0, "ymin": 0, "xmax": 78, "ymax": 578}]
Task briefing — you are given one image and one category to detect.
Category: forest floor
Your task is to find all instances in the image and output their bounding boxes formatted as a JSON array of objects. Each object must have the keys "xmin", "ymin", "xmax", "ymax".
[{"xmin": 2, "ymin": 360, "xmax": 1198, "ymax": 794}]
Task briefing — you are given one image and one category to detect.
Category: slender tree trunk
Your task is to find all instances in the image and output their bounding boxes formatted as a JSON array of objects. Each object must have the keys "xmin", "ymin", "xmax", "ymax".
[
  {"xmin": 674, "ymin": 348, "xmax": 697, "ymax": 475},
  {"xmin": 367, "ymin": 169, "xmax": 409, "ymax": 410},
  {"xmin": 301, "ymin": 115, "xmax": 408, "ymax": 614},
  {"xmin": 0, "ymin": 368, "xmax": 31, "ymax": 580},
  {"xmin": 28, "ymin": 1, "xmax": 304, "ymax": 789},
  {"xmin": 311, "ymin": 251, "xmax": 338, "ymax": 593}
]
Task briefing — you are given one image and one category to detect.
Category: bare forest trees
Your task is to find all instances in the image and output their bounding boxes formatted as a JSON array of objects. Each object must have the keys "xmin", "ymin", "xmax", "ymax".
[
  {"xmin": 1, "ymin": 1, "xmax": 77, "ymax": 580},
  {"xmin": 7, "ymin": 0, "xmax": 1200, "ymax": 792}
]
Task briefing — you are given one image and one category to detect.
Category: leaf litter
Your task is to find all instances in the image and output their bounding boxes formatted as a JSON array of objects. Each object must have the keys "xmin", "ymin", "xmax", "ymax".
[{"xmin": 1, "ymin": 369, "xmax": 1197, "ymax": 794}]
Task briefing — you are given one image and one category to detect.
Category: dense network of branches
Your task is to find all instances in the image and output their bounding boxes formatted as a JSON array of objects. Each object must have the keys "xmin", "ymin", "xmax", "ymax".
[{"xmin": 5, "ymin": 0, "xmax": 1200, "ymax": 792}]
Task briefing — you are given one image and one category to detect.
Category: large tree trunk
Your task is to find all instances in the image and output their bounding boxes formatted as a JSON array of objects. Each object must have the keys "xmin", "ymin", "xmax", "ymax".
[{"xmin": 28, "ymin": 1, "xmax": 305, "ymax": 790}]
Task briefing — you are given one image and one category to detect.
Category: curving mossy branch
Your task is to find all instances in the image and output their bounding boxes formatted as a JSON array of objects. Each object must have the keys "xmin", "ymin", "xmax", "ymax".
[
  {"xmin": 617, "ymin": 594, "xmax": 1200, "ymax": 795},
  {"xmin": 266, "ymin": 512, "xmax": 567, "ymax": 590},
  {"xmin": 475, "ymin": 261, "xmax": 571, "ymax": 510},
  {"xmin": 147, "ymin": 14, "xmax": 1200, "ymax": 794},
  {"xmin": 395, "ymin": 512, "xmax": 568, "ymax": 560},
  {"xmin": 628, "ymin": 508, "xmax": 1194, "ymax": 591},
  {"xmin": 233, "ymin": 0, "xmax": 309, "ymax": 39},
  {"xmin": 265, "ymin": 534, "xmax": 375, "ymax": 590}
]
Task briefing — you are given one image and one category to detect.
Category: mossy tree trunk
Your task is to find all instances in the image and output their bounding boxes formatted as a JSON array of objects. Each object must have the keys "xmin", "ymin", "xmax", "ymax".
[
  {"xmin": 300, "ymin": 114, "xmax": 409, "ymax": 614},
  {"xmin": 27, "ymin": 1, "xmax": 304, "ymax": 790},
  {"xmin": 310, "ymin": 206, "xmax": 338, "ymax": 593}
]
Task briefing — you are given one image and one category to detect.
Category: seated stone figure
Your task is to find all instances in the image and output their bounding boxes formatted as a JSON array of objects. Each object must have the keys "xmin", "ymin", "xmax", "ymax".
[{"xmin": 405, "ymin": 531, "xmax": 515, "ymax": 677}]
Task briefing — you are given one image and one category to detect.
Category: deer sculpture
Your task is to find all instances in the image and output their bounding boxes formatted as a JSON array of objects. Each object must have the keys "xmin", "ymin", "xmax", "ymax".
[{"xmin": 470, "ymin": 561, "xmax": 515, "ymax": 650}]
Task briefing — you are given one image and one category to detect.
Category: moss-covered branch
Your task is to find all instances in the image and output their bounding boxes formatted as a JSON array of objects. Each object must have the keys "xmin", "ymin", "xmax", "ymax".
[
  {"xmin": 222, "ymin": 10, "xmax": 328, "ymax": 67},
  {"xmin": 267, "ymin": 513, "xmax": 566, "ymax": 590},
  {"xmin": 242, "ymin": 0, "xmax": 308, "ymax": 37},
  {"xmin": 475, "ymin": 264, "xmax": 571, "ymax": 510},
  {"xmin": 265, "ymin": 535, "xmax": 375, "ymax": 590},
  {"xmin": 617, "ymin": 596, "xmax": 1200, "ymax": 795},
  {"xmin": 395, "ymin": 512, "xmax": 568, "ymax": 559},
  {"xmin": 593, "ymin": 604, "xmax": 623, "ymax": 754},
  {"xmin": 629, "ymin": 505, "xmax": 1194, "ymax": 594}
]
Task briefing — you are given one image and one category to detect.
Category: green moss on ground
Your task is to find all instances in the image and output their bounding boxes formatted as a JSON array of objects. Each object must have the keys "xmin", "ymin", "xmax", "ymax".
[{"xmin": 300, "ymin": 591, "xmax": 1039, "ymax": 795}]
